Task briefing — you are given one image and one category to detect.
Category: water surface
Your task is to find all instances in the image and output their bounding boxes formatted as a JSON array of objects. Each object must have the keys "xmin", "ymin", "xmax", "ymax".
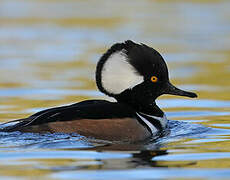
[{"xmin": 0, "ymin": 0, "xmax": 230, "ymax": 179}]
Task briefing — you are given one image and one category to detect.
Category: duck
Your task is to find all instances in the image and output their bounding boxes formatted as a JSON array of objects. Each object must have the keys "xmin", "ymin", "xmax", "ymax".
[{"xmin": 0, "ymin": 40, "xmax": 197, "ymax": 142}]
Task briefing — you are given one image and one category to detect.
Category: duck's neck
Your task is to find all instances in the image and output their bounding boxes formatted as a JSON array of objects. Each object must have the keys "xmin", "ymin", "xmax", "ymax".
[
  {"xmin": 115, "ymin": 90, "xmax": 167, "ymax": 134},
  {"xmin": 114, "ymin": 90, "xmax": 164, "ymax": 117}
]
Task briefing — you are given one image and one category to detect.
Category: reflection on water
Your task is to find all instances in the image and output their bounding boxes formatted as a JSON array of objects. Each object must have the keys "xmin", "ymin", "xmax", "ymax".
[{"xmin": 0, "ymin": 0, "xmax": 230, "ymax": 179}]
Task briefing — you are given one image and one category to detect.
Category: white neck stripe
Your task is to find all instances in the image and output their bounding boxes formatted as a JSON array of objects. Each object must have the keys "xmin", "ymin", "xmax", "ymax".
[
  {"xmin": 138, "ymin": 112, "xmax": 168, "ymax": 128},
  {"xmin": 136, "ymin": 113, "xmax": 158, "ymax": 135}
]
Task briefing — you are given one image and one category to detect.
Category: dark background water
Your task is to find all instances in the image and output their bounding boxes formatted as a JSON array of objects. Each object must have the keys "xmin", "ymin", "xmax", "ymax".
[{"xmin": 0, "ymin": 0, "xmax": 230, "ymax": 179}]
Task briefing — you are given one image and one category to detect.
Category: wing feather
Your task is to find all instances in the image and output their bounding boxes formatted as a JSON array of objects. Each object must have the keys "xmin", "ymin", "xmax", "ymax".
[{"xmin": 0, "ymin": 100, "xmax": 135, "ymax": 132}]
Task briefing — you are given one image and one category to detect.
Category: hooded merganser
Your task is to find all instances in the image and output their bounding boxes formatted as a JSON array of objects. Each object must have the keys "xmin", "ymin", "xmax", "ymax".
[{"xmin": 0, "ymin": 40, "xmax": 197, "ymax": 142}]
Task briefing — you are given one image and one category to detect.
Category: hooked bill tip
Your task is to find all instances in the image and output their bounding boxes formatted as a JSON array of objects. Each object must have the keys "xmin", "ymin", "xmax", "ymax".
[{"xmin": 187, "ymin": 92, "xmax": 198, "ymax": 98}]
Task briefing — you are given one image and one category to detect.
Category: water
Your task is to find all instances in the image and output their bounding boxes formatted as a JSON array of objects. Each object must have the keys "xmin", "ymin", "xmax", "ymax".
[{"xmin": 0, "ymin": 0, "xmax": 230, "ymax": 179}]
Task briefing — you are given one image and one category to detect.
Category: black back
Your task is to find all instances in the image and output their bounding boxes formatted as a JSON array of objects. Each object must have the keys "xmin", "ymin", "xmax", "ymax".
[{"xmin": 1, "ymin": 100, "xmax": 136, "ymax": 131}]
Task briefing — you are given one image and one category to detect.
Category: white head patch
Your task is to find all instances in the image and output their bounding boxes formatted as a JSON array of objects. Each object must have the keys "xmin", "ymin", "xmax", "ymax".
[{"xmin": 101, "ymin": 50, "xmax": 144, "ymax": 94}]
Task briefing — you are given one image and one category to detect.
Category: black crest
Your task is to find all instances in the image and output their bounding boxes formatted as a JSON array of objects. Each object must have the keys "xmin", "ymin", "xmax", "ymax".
[{"xmin": 96, "ymin": 40, "xmax": 169, "ymax": 97}]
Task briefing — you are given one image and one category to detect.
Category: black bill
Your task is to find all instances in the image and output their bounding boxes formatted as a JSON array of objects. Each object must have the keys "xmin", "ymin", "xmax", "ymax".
[{"xmin": 164, "ymin": 82, "xmax": 197, "ymax": 98}]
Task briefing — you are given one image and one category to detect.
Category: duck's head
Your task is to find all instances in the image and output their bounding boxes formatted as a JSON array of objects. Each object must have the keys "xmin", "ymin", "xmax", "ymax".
[{"xmin": 96, "ymin": 40, "xmax": 197, "ymax": 106}]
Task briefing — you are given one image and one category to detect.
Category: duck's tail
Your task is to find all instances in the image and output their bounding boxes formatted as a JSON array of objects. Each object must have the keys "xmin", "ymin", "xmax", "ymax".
[{"xmin": 0, "ymin": 118, "xmax": 32, "ymax": 132}]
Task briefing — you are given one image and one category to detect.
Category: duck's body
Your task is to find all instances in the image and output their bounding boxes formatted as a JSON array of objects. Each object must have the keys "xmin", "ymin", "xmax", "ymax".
[
  {"xmin": 2, "ymin": 100, "xmax": 166, "ymax": 142},
  {"xmin": 1, "ymin": 40, "xmax": 197, "ymax": 142}
]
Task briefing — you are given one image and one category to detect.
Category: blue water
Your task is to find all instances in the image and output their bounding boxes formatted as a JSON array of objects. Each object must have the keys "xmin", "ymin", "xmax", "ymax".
[{"xmin": 0, "ymin": 0, "xmax": 230, "ymax": 179}]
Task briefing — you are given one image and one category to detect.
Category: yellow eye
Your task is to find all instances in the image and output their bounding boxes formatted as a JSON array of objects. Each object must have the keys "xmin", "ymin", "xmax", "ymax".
[{"xmin": 151, "ymin": 76, "xmax": 158, "ymax": 83}]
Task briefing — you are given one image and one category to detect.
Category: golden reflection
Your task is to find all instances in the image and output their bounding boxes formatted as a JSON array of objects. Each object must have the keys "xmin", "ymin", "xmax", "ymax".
[
  {"xmin": 0, "ymin": 165, "xmax": 52, "ymax": 178},
  {"xmin": 0, "ymin": 17, "xmax": 124, "ymax": 28},
  {"xmin": 0, "ymin": 0, "xmax": 230, "ymax": 178}
]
